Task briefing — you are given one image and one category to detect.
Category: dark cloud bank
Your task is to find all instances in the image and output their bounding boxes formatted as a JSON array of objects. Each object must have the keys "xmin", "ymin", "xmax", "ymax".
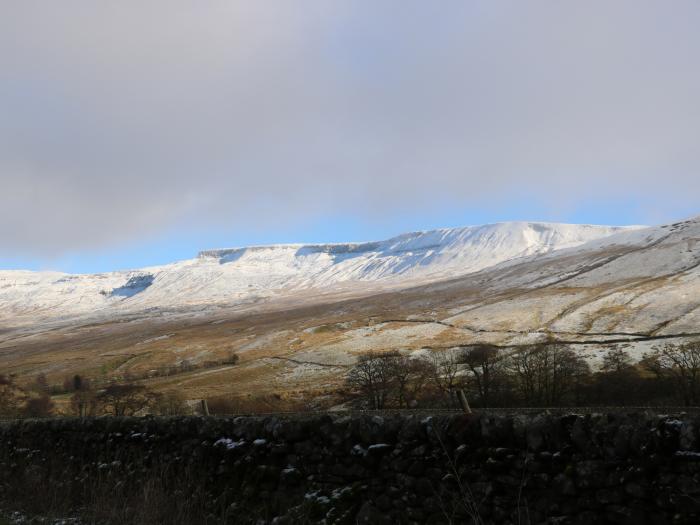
[{"xmin": 1, "ymin": 1, "xmax": 700, "ymax": 256}]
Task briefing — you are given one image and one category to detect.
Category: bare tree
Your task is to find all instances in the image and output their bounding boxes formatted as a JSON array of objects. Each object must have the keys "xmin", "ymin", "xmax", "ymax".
[
  {"xmin": 590, "ymin": 347, "xmax": 642, "ymax": 406},
  {"xmin": 152, "ymin": 391, "xmax": 189, "ymax": 416},
  {"xmin": 425, "ymin": 350, "xmax": 464, "ymax": 408},
  {"xmin": 646, "ymin": 341, "xmax": 700, "ymax": 406},
  {"xmin": 506, "ymin": 343, "xmax": 589, "ymax": 406},
  {"xmin": 0, "ymin": 374, "xmax": 26, "ymax": 418},
  {"xmin": 390, "ymin": 355, "xmax": 434, "ymax": 408},
  {"xmin": 601, "ymin": 347, "xmax": 633, "ymax": 373},
  {"xmin": 70, "ymin": 374, "xmax": 96, "ymax": 417},
  {"xmin": 460, "ymin": 344, "xmax": 507, "ymax": 407},
  {"xmin": 96, "ymin": 383, "xmax": 157, "ymax": 416},
  {"xmin": 345, "ymin": 351, "xmax": 397, "ymax": 409},
  {"xmin": 71, "ymin": 390, "xmax": 98, "ymax": 417},
  {"xmin": 23, "ymin": 394, "xmax": 54, "ymax": 418},
  {"xmin": 63, "ymin": 374, "xmax": 86, "ymax": 393}
]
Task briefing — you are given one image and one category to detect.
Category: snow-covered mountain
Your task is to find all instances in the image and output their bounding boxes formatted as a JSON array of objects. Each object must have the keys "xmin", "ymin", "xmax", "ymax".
[
  {"xmin": 5, "ymin": 217, "xmax": 700, "ymax": 403},
  {"xmin": 439, "ymin": 215, "xmax": 700, "ymax": 339},
  {"xmin": 0, "ymin": 222, "xmax": 631, "ymax": 327}
]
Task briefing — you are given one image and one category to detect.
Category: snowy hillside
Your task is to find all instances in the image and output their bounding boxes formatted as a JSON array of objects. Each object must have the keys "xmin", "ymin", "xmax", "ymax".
[
  {"xmin": 0, "ymin": 222, "xmax": 632, "ymax": 326},
  {"xmin": 5, "ymin": 217, "xmax": 700, "ymax": 404}
]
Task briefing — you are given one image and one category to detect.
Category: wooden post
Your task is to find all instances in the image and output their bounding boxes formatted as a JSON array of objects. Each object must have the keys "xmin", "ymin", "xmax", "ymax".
[
  {"xmin": 200, "ymin": 399, "xmax": 210, "ymax": 416},
  {"xmin": 457, "ymin": 389, "xmax": 472, "ymax": 414}
]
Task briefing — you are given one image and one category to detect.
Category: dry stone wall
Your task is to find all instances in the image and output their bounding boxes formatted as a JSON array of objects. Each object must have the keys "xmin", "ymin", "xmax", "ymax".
[{"xmin": 2, "ymin": 413, "xmax": 700, "ymax": 524}]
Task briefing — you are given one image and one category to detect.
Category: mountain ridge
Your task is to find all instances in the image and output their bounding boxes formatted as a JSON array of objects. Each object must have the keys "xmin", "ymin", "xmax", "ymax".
[
  {"xmin": 3, "ymin": 216, "xmax": 700, "ymax": 405},
  {"xmin": 0, "ymin": 221, "xmax": 634, "ymax": 328},
  {"xmin": 196, "ymin": 220, "xmax": 639, "ymax": 258}
]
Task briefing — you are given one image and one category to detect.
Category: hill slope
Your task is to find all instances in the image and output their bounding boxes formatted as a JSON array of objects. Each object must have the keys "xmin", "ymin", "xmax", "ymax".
[
  {"xmin": 5, "ymin": 216, "xmax": 700, "ymax": 406},
  {"xmin": 0, "ymin": 222, "xmax": 628, "ymax": 328}
]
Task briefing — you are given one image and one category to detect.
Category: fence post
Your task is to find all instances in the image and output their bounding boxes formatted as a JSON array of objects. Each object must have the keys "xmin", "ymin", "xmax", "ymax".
[
  {"xmin": 457, "ymin": 389, "xmax": 472, "ymax": 414},
  {"xmin": 200, "ymin": 399, "xmax": 210, "ymax": 416}
]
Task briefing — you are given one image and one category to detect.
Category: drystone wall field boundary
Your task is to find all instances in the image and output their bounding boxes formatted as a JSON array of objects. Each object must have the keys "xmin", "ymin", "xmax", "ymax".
[{"xmin": 2, "ymin": 412, "xmax": 700, "ymax": 523}]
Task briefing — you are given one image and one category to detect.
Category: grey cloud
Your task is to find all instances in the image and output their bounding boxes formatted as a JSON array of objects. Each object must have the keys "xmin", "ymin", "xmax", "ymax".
[{"xmin": 1, "ymin": 1, "xmax": 699, "ymax": 256}]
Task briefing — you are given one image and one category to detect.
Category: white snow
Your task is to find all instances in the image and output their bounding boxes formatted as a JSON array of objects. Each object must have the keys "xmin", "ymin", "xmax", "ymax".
[
  {"xmin": 213, "ymin": 438, "xmax": 246, "ymax": 450},
  {"xmin": 368, "ymin": 443, "xmax": 392, "ymax": 451},
  {"xmin": 0, "ymin": 221, "xmax": 633, "ymax": 328}
]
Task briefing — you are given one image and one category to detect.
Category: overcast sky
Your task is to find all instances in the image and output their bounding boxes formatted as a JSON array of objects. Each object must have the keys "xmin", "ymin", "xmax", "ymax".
[{"xmin": 2, "ymin": 1, "xmax": 700, "ymax": 273}]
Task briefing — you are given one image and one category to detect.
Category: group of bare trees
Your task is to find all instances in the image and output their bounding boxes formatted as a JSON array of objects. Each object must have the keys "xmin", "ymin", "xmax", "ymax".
[
  {"xmin": 66, "ymin": 376, "xmax": 188, "ymax": 417},
  {"xmin": 455, "ymin": 343, "xmax": 590, "ymax": 407},
  {"xmin": 344, "ymin": 343, "xmax": 592, "ymax": 409},
  {"xmin": 5, "ymin": 340, "xmax": 700, "ymax": 418},
  {"xmin": 345, "ymin": 340, "xmax": 700, "ymax": 409},
  {"xmin": 344, "ymin": 349, "xmax": 476, "ymax": 409},
  {"xmin": 0, "ymin": 373, "xmax": 55, "ymax": 418},
  {"xmin": 345, "ymin": 349, "xmax": 504, "ymax": 409},
  {"xmin": 0, "ymin": 374, "xmax": 26, "ymax": 417},
  {"xmin": 0, "ymin": 371, "xmax": 190, "ymax": 418},
  {"xmin": 643, "ymin": 342, "xmax": 700, "ymax": 405},
  {"xmin": 345, "ymin": 351, "xmax": 434, "ymax": 409},
  {"xmin": 502, "ymin": 344, "xmax": 589, "ymax": 406}
]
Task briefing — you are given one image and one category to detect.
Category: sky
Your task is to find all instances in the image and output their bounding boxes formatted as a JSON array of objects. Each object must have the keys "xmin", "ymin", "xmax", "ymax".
[{"xmin": 2, "ymin": 1, "xmax": 700, "ymax": 274}]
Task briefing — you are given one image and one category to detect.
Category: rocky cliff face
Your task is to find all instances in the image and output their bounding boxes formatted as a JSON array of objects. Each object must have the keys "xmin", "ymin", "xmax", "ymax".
[{"xmin": 2, "ymin": 412, "xmax": 700, "ymax": 524}]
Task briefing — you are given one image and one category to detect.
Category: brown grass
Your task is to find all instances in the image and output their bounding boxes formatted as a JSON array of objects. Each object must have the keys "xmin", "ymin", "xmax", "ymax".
[{"xmin": 0, "ymin": 242, "xmax": 691, "ymax": 408}]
